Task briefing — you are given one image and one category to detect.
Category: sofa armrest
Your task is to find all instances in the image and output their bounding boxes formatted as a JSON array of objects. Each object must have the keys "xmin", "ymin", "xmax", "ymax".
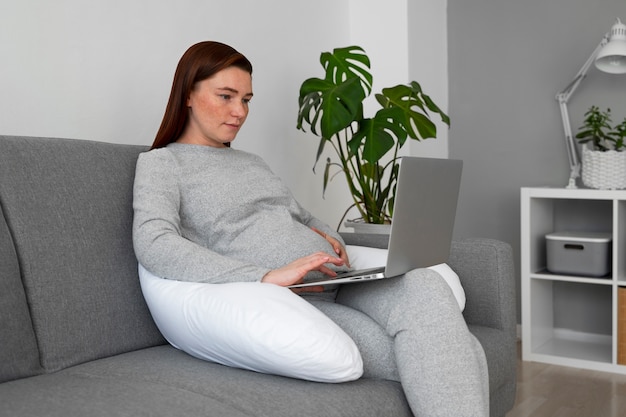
[
  {"xmin": 447, "ymin": 238, "xmax": 516, "ymax": 336},
  {"xmin": 340, "ymin": 233, "xmax": 516, "ymax": 336}
]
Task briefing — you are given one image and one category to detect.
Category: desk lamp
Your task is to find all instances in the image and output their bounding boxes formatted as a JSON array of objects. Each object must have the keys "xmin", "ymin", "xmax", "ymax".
[{"xmin": 556, "ymin": 18, "xmax": 626, "ymax": 188}]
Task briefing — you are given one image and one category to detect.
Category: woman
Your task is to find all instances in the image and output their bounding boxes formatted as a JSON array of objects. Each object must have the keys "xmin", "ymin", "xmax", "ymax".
[{"xmin": 133, "ymin": 41, "xmax": 489, "ymax": 417}]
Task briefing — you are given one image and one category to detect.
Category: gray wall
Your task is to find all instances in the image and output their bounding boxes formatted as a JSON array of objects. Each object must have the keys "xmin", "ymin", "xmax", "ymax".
[{"xmin": 448, "ymin": 0, "xmax": 626, "ymax": 323}]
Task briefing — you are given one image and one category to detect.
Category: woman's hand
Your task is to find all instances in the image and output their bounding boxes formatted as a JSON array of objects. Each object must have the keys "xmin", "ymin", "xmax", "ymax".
[
  {"xmin": 311, "ymin": 227, "xmax": 350, "ymax": 268},
  {"xmin": 261, "ymin": 252, "xmax": 344, "ymax": 292}
]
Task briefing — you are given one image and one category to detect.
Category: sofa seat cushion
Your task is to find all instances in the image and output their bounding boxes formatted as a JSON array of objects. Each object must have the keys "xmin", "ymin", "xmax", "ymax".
[{"xmin": 0, "ymin": 345, "xmax": 412, "ymax": 417}]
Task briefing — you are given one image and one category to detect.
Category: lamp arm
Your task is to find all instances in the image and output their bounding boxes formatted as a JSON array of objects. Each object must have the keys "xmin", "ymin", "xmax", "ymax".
[
  {"xmin": 557, "ymin": 97, "xmax": 580, "ymax": 187},
  {"xmin": 555, "ymin": 33, "xmax": 610, "ymax": 188}
]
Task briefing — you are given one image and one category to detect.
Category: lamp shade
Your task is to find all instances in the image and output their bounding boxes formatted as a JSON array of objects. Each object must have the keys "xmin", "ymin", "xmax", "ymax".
[{"xmin": 595, "ymin": 18, "xmax": 626, "ymax": 74}]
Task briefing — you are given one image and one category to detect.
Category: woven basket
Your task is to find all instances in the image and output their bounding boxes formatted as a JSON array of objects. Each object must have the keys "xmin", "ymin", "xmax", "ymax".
[{"xmin": 581, "ymin": 147, "xmax": 626, "ymax": 190}]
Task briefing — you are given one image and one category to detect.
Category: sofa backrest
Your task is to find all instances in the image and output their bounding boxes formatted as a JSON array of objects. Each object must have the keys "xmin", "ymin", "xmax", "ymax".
[
  {"xmin": 0, "ymin": 135, "xmax": 165, "ymax": 375},
  {"xmin": 0, "ymin": 202, "xmax": 42, "ymax": 383}
]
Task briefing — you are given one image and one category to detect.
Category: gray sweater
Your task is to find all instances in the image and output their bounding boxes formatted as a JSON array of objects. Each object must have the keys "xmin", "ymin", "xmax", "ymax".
[{"xmin": 132, "ymin": 143, "xmax": 346, "ymax": 287}]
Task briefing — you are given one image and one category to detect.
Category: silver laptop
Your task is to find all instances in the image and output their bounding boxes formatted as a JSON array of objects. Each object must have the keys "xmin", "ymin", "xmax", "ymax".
[{"xmin": 289, "ymin": 156, "xmax": 463, "ymax": 288}]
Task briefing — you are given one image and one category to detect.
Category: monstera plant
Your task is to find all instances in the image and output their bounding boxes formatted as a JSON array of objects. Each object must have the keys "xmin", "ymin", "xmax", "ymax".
[{"xmin": 297, "ymin": 45, "xmax": 450, "ymax": 227}]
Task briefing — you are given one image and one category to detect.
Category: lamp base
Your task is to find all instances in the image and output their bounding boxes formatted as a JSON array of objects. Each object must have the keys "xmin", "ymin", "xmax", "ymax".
[{"xmin": 566, "ymin": 177, "xmax": 578, "ymax": 189}]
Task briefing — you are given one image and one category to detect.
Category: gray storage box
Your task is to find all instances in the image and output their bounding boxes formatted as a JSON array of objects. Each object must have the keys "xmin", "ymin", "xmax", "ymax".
[{"xmin": 546, "ymin": 231, "xmax": 612, "ymax": 277}]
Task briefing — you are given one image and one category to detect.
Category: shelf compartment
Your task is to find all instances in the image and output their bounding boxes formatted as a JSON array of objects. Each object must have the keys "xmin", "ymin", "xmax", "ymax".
[
  {"xmin": 534, "ymin": 329, "xmax": 612, "ymax": 363},
  {"xmin": 527, "ymin": 197, "xmax": 612, "ymax": 276},
  {"xmin": 619, "ymin": 287, "xmax": 626, "ymax": 365},
  {"xmin": 529, "ymin": 279, "xmax": 613, "ymax": 364}
]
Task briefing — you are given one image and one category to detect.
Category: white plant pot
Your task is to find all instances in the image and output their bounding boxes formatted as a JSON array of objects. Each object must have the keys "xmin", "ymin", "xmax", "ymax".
[
  {"xmin": 581, "ymin": 147, "xmax": 626, "ymax": 190},
  {"xmin": 344, "ymin": 219, "xmax": 391, "ymax": 235}
]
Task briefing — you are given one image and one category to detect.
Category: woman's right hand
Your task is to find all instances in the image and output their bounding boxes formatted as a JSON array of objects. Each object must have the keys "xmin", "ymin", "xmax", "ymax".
[{"xmin": 261, "ymin": 252, "xmax": 344, "ymax": 291}]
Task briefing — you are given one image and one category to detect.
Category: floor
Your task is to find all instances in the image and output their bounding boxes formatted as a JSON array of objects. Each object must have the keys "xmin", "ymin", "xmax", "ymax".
[{"xmin": 505, "ymin": 343, "xmax": 626, "ymax": 417}]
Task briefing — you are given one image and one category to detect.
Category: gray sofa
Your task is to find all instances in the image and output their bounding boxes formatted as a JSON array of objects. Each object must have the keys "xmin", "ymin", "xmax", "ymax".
[{"xmin": 0, "ymin": 135, "xmax": 517, "ymax": 417}]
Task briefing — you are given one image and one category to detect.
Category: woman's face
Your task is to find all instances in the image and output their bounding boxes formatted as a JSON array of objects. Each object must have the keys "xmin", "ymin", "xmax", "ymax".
[{"xmin": 178, "ymin": 66, "xmax": 253, "ymax": 147}]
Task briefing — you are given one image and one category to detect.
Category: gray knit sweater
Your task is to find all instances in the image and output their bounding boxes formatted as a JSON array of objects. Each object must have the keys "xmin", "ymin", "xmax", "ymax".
[{"xmin": 132, "ymin": 143, "xmax": 346, "ymax": 287}]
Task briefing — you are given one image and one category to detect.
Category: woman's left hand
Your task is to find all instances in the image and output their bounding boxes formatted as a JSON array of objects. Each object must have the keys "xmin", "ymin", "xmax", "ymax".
[{"xmin": 311, "ymin": 227, "xmax": 350, "ymax": 268}]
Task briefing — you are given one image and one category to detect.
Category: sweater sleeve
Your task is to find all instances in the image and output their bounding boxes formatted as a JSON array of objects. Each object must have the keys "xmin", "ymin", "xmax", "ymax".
[
  {"xmin": 297, "ymin": 203, "xmax": 346, "ymax": 249},
  {"xmin": 132, "ymin": 150, "xmax": 270, "ymax": 283}
]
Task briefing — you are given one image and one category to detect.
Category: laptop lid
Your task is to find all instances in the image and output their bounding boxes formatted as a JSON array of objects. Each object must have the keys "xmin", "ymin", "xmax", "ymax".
[
  {"xmin": 383, "ymin": 156, "xmax": 463, "ymax": 277},
  {"xmin": 288, "ymin": 156, "xmax": 462, "ymax": 288}
]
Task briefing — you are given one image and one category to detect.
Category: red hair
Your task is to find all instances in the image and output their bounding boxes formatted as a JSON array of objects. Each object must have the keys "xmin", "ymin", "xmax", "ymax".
[{"xmin": 151, "ymin": 41, "xmax": 253, "ymax": 149}]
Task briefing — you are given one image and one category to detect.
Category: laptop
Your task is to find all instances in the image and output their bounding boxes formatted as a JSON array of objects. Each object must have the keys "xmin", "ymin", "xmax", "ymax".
[{"xmin": 288, "ymin": 156, "xmax": 463, "ymax": 288}]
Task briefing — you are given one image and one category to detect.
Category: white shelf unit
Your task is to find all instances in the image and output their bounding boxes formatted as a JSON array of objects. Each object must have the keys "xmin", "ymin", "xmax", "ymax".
[{"xmin": 521, "ymin": 187, "xmax": 626, "ymax": 374}]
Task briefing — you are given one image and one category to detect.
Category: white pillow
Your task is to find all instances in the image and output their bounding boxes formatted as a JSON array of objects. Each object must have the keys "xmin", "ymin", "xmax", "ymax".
[
  {"xmin": 346, "ymin": 245, "xmax": 466, "ymax": 311},
  {"xmin": 138, "ymin": 264, "xmax": 363, "ymax": 383}
]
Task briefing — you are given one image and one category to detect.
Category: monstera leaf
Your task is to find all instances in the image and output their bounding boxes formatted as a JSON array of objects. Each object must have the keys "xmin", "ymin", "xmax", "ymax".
[
  {"xmin": 349, "ymin": 108, "xmax": 408, "ymax": 163},
  {"xmin": 320, "ymin": 46, "xmax": 372, "ymax": 94},
  {"xmin": 375, "ymin": 82, "xmax": 450, "ymax": 141},
  {"xmin": 297, "ymin": 46, "xmax": 372, "ymax": 140},
  {"xmin": 298, "ymin": 76, "xmax": 365, "ymax": 140}
]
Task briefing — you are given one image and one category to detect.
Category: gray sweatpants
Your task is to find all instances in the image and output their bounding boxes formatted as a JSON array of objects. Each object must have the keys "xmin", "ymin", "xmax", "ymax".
[{"xmin": 307, "ymin": 268, "xmax": 489, "ymax": 417}]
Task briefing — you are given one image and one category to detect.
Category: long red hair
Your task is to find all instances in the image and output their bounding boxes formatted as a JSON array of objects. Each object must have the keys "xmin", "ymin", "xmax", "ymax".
[{"xmin": 151, "ymin": 41, "xmax": 253, "ymax": 149}]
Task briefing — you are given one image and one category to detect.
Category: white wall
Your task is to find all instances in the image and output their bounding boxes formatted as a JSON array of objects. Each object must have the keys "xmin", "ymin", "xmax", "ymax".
[{"xmin": 0, "ymin": 0, "xmax": 447, "ymax": 229}]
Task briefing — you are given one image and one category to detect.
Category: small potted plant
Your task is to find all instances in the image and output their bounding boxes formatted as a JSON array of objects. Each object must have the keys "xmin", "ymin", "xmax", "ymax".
[
  {"xmin": 576, "ymin": 106, "xmax": 626, "ymax": 189},
  {"xmin": 612, "ymin": 118, "xmax": 626, "ymax": 150},
  {"xmin": 296, "ymin": 46, "xmax": 449, "ymax": 231}
]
